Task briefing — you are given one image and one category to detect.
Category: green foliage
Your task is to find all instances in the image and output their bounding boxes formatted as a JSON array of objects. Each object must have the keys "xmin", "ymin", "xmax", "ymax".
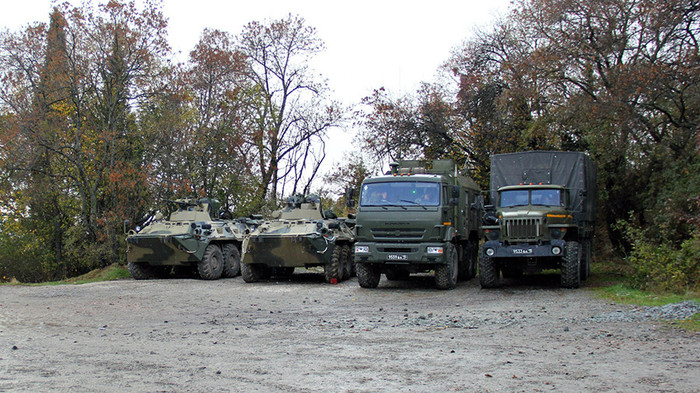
[
  {"xmin": 0, "ymin": 217, "xmax": 54, "ymax": 283},
  {"xmin": 628, "ymin": 232, "xmax": 699, "ymax": 294}
]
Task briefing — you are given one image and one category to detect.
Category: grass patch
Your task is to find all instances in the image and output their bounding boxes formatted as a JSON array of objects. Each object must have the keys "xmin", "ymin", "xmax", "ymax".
[
  {"xmin": 587, "ymin": 260, "xmax": 700, "ymax": 331},
  {"xmin": 1, "ymin": 264, "xmax": 131, "ymax": 286}
]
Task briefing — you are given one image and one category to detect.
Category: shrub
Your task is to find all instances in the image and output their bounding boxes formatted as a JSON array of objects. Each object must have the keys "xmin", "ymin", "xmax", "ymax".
[{"xmin": 629, "ymin": 232, "xmax": 699, "ymax": 294}]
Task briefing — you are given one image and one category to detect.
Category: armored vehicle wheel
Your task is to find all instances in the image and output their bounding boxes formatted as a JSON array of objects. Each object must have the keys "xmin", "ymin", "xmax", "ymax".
[
  {"xmin": 458, "ymin": 243, "xmax": 478, "ymax": 280},
  {"xmin": 478, "ymin": 253, "xmax": 499, "ymax": 288},
  {"xmin": 128, "ymin": 262, "xmax": 155, "ymax": 280},
  {"xmin": 385, "ymin": 268, "xmax": 410, "ymax": 281},
  {"xmin": 221, "ymin": 244, "xmax": 241, "ymax": 278},
  {"xmin": 241, "ymin": 263, "xmax": 269, "ymax": 283},
  {"xmin": 198, "ymin": 244, "xmax": 224, "ymax": 280},
  {"xmin": 324, "ymin": 246, "xmax": 343, "ymax": 283},
  {"xmin": 356, "ymin": 262, "xmax": 380, "ymax": 288},
  {"xmin": 435, "ymin": 243, "xmax": 458, "ymax": 289},
  {"xmin": 341, "ymin": 245, "xmax": 352, "ymax": 280},
  {"xmin": 561, "ymin": 241, "xmax": 581, "ymax": 288}
]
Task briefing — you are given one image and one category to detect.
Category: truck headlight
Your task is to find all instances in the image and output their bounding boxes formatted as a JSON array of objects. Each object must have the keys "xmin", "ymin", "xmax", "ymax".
[
  {"xmin": 550, "ymin": 228, "xmax": 566, "ymax": 240},
  {"xmin": 552, "ymin": 246, "xmax": 561, "ymax": 255},
  {"xmin": 427, "ymin": 246, "xmax": 443, "ymax": 254},
  {"xmin": 355, "ymin": 245, "xmax": 369, "ymax": 253},
  {"xmin": 485, "ymin": 248, "xmax": 495, "ymax": 256}
]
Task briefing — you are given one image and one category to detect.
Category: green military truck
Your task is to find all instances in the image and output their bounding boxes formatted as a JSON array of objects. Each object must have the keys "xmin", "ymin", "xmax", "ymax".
[
  {"xmin": 126, "ymin": 198, "xmax": 256, "ymax": 280},
  {"xmin": 353, "ymin": 159, "xmax": 482, "ymax": 289},
  {"xmin": 479, "ymin": 151, "xmax": 597, "ymax": 288}
]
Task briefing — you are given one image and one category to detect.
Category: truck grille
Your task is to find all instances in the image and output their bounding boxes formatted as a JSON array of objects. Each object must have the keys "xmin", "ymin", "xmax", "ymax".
[
  {"xmin": 505, "ymin": 218, "xmax": 541, "ymax": 241},
  {"xmin": 371, "ymin": 228, "xmax": 425, "ymax": 242}
]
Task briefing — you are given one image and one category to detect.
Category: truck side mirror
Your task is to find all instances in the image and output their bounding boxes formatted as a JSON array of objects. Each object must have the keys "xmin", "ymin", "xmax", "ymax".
[
  {"xmin": 345, "ymin": 188, "xmax": 356, "ymax": 208},
  {"xmin": 452, "ymin": 185, "xmax": 460, "ymax": 198},
  {"xmin": 123, "ymin": 219, "xmax": 131, "ymax": 235}
]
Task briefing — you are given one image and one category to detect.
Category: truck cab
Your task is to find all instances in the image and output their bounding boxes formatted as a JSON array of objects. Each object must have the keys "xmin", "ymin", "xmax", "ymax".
[{"xmin": 354, "ymin": 159, "xmax": 482, "ymax": 289}]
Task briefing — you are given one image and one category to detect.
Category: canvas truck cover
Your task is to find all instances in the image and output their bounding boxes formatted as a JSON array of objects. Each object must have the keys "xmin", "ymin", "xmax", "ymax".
[{"xmin": 490, "ymin": 151, "xmax": 597, "ymax": 222}]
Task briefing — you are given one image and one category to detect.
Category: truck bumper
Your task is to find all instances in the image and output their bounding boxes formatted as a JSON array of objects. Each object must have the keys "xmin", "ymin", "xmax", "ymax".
[
  {"xmin": 353, "ymin": 242, "xmax": 449, "ymax": 265},
  {"xmin": 481, "ymin": 240, "xmax": 567, "ymax": 259}
]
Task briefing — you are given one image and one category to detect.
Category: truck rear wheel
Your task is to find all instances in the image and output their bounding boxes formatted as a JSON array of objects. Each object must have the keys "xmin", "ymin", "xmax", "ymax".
[
  {"xmin": 479, "ymin": 253, "xmax": 499, "ymax": 288},
  {"xmin": 128, "ymin": 262, "xmax": 154, "ymax": 280},
  {"xmin": 221, "ymin": 244, "xmax": 241, "ymax": 278},
  {"xmin": 198, "ymin": 244, "xmax": 224, "ymax": 280},
  {"xmin": 561, "ymin": 241, "xmax": 581, "ymax": 288},
  {"xmin": 357, "ymin": 262, "xmax": 381, "ymax": 288},
  {"xmin": 435, "ymin": 243, "xmax": 458, "ymax": 290}
]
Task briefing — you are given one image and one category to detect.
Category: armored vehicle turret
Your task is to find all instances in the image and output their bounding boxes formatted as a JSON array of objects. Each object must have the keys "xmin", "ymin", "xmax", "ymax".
[
  {"xmin": 125, "ymin": 198, "xmax": 258, "ymax": 280},
  {"xmin": 240, "ymin": 194, "xmax": 356, "ymax": 283}
]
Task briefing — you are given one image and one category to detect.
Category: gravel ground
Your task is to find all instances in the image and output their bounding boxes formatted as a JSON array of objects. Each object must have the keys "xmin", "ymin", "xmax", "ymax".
[{"xmin": 1, "ymin": 273, "xmax": 698, "ymax": 392}]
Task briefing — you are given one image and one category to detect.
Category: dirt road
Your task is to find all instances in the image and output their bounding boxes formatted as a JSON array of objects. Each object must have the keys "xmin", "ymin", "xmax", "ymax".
[{"xmin": 1, "ymin": 273, "xmax": 698, "ymax": 392}]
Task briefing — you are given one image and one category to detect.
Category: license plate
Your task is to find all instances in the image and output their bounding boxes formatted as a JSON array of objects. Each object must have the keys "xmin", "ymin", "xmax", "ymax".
[
  {"xmin": 512, "ymin": 248, "xmax": 533, "ymax": 255},
  {"xmin": 387, "ymin": 254, "xmax": 408, "ymax": 261}
]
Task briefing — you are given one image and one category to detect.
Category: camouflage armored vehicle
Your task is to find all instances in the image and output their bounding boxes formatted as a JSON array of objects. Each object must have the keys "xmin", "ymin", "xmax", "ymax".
[
  {"xmin": 126, "ymin": 198, "xmax": 257, "ymax": 280},
  {"xmin": 240, "ymin": 194, "xmax": 356, "ymax": 283}
]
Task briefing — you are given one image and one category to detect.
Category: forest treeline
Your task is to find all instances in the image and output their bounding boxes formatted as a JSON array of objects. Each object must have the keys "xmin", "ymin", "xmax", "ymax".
[{"xmin": 1, "ymin": 0, "xmax": 698, "ymax": 291}]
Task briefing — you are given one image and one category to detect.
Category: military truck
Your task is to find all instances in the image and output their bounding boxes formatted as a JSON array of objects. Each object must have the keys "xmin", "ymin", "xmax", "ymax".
[
  {"xmin": 353, "ymin": 159, "xmax": 482, "ymax": 289},
  {"xmin": 479, "ymin": 151, "xmax": 597, "ymax": 288},
  {"xmin": 240, "ymin": 194, "xmax": 356, "ymax": 283},
  {"xmin": 125, "ymin": 198, "xmax": 256, "ymax": 280}
]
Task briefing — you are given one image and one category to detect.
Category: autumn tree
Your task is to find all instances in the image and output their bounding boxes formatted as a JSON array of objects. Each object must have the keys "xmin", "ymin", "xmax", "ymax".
[
  {"xmin": 237, "ymin": 14, "xmax": 343, "ymax": 206},
  {"xmin": 0, "ymin": 0, "xmax": 170, "ymax": 279}
]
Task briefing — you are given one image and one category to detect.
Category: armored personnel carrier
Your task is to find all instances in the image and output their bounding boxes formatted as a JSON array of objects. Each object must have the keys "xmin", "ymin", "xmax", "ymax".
[
  {"xmin": 240, "ymin": 194, "xmax": 356, "ymax": 283},
  {"xmin": 125, "ymin": 198, "xmax": 257, "ymax": 280}
]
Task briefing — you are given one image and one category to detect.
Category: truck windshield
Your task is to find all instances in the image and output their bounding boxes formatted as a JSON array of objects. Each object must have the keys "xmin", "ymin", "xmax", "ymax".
[
  {"xmin": 500, "ymin": 189, "xmax": 563, "ymax": 207},
  {"xmin": 360, "ymin": 182, "xmax": 440, "ymax": 207}
]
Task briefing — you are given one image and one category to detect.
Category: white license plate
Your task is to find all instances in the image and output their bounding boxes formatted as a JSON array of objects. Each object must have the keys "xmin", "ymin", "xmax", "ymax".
[
  {"xmin": 512, "ymin": 248, "xmax": 533, "ymax": 255},
  {"xmin": 387, "ymin": 254, "xmax": 408, "ymax": 261}
]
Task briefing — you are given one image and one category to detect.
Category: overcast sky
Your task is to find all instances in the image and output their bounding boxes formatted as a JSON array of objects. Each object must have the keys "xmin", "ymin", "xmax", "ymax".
[{"xmin": 1, "ymin": 0, "xmax": 511, "ymax": 178}]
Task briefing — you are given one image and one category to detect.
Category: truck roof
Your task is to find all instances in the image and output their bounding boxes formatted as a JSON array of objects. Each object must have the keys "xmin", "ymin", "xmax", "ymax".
[{"xmin": 498, "ymin": 184, "xmax": 566, "ymax": 192}]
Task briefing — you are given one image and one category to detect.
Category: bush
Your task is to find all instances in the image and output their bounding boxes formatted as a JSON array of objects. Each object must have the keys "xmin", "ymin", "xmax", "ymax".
[{"xmin": 629, "ymin": 232, "xmax": 699, "ymax": 294}]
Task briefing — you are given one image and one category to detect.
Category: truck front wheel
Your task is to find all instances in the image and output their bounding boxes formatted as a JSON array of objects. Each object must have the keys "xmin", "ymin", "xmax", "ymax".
[
  {"xmin": 435, "ymin": 243, "xmax": 458, "ymax": 290},
  {"xmin": 561, "ymin": 241, "xmax": 581, "ymax": 288},
  {"xmin": 478, "ymin": 253, "xmax": 499, "ymax": 288},
  {"xmin": 324, "ymin": 246, "xmax": 343, "ymax": 283},
  {"xmin": 357, "ymin": 262, "xmax": 381, "ymax": 288}
]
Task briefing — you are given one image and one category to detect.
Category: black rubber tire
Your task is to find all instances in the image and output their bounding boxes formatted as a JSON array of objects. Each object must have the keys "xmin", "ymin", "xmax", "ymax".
[
  {"xmin": 478, "ymin": 253, "xmax": 500, "ymax": 288},
  {"xmin": 458, "ymin": 243, "xmax": 478, "ymax": 280},
  {"xmin": 435, "ymin": 243, "xmax": 458, "ymax": 290},
  {"xmin": 324, "ymin": 246, "xmax": 343, "ymax": 283},
  {"xmin": 241, "ymin": 263, "xmax": 268, "ymax": 283},
  {"xmin": 356, "ymin": 262, "xmax": 381, "ymax": 288},
  {"xmin": 561, "ymin": 241, "xmax": 581, "ymax": 288},
  {"xmin": 341, "ymin": 245, "xmax": 352, "ymax": 280},
  {"xmin": 221, "ymin": 244, "xmax": 241, "ymax": 278},
  {"xmin": 128, "ymin": 262, "xmax": 154, "ymax": 280},
  {"xmin": 198, "ymin": 244, "xmax": 224, "ymax": 280}
]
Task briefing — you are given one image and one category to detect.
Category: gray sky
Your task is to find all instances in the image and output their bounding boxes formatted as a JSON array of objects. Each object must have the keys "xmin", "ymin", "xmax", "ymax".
[{"xmin": 1, "ymin": 0, "xmax": 511, "ymax": 180}]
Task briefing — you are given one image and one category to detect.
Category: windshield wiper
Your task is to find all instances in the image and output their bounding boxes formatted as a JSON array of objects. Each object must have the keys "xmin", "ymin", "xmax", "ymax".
[
  {"xmin": 381, "ymin": 203, "xmax": 407, "ymax": 210},
  {"xmin": 399, "ymin": 199, "xmax": 427, "ymax": 210}
]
